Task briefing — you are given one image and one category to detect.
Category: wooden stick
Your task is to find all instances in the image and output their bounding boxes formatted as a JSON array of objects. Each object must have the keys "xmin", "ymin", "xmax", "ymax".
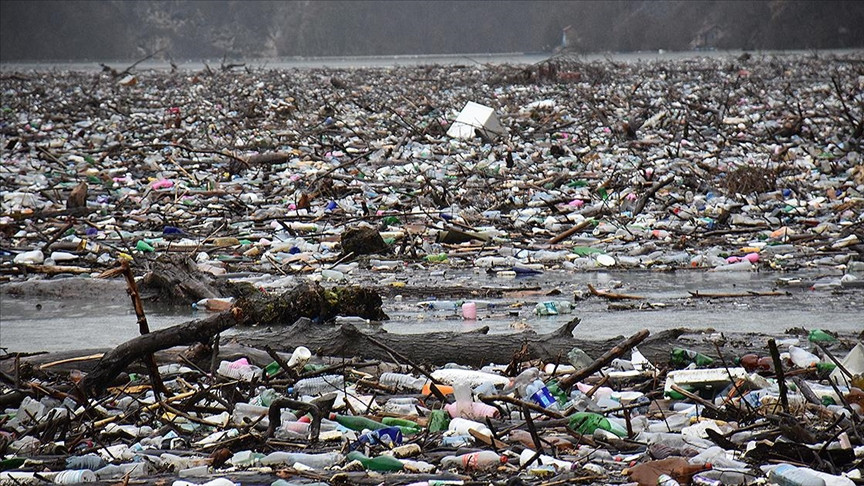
[
  {"xmin": 39, "ymin": 354, "xmax": 105, "ymax": 369},
  {"xmin": 558, "ymin": 329, "xmax": 650, "ymax": 391},
  {"xmin": 688, "ymin": 290, "xmax": 790, "ymax": 298},
  {"xmin": 587, "ymin": 283, "xmax": 644, "ymax": 300},
  {"xmin": 118, "ymin": 261, "xmax": 168, "ymax": 399},
  {"xmin": 767, "ymin": 339, "xmax": 789, "ymax": 413},
  {"xmin": 548, "ymin": 219, "xmax": 592, "ymax": 245}
]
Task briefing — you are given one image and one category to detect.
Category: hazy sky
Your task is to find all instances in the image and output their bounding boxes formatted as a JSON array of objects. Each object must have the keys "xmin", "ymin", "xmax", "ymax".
[{"xmin": 1, "ymin": 1, "xmax": 862, "ymax": 61}]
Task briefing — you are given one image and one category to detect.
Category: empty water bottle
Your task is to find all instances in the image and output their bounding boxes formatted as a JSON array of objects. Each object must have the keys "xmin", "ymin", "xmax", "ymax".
[
  {"xmin": 294, "ymin": 375, "xmax": 344, "ymax": 395},
  {"xmin": 379, "ymin": 372, "xmax": 426, "ymax": 392}
]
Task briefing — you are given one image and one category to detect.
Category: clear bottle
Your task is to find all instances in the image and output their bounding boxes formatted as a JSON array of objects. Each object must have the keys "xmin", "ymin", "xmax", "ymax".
[
  {"xmin": 788, "ymin": 346, "xmax": 820, "ymax": 368},
  {"xmin": 379, "ymin": 372, "xmax": 426, "ymax": 392},
  {"xmin": 294, "ymin": 374, "xmax": 344, "ymax": 395},
  {"xmin": 259, "ymin": 451, "xmax": 343, "ymax": 469}
]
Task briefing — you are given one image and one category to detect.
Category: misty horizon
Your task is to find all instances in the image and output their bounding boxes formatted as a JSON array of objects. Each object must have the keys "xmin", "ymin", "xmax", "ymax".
[{"xmin": 1, "ymin": 1, "xmax": 862, "ymax": 63}]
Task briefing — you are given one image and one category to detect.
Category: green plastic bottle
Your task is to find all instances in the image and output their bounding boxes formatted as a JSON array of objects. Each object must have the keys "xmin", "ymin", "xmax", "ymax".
[
  {"xmin": 264, "ymin": 361, "xmax": 281, "ymax": 377},
  {"xmin": 808, "ymin": 329, "xmax": 837, "ymax": 343},
  {"xmin": 427, "ymin": 409, "xmax": 450, "ymax": 432},
  {"xmin": 670, "ymin": 348, "xmax": 714, "ymax": 368},
  {"xmin": 381, "ymin": 417, "xmax": 421, "ymax": 435},
  {"xmin": 346, "ymin": 451, "xmax": 404, "ymax": 472},
  {"xmin": 546, "ymin": 379, "xmax": 569, "ymax": 406},
  {"xmin": 568, "ymin": 412, "xmax": 627, "ymax": 437},
  {"xmin": 333, "ymin": 414, "xmax": 387, "ymax": 431}
]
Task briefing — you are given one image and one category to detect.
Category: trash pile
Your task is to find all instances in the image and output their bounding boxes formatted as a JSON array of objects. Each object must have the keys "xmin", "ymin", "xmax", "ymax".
[
  {"xmin": 0, "ymin": 53, "xmax": 862, "ymax": 286},
  {"xmin": 0, "ymin": 326, "xmax": 862, "ymax": 485},
  {"xmin": 1, "ymin": 51, "xmax": 863, "ymax": 484}
]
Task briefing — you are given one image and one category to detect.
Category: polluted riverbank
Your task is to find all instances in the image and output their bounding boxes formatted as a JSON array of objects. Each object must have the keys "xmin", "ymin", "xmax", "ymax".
[{"xmin": 1, "ymin": 51, "xmax": 863, "ymax": 484}]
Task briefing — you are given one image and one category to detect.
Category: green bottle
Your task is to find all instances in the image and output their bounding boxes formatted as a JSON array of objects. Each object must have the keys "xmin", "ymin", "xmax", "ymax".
[
  {"xmin": 381, "ymin": 417, "xmax": 421, "ymax": 435},
  {"xmin": 427, "ymin": 409, "xmax": 450, "ymax": 432},
  {"xmin": 808, "ymin": 329, "xmax": 837, "ymax": 343},
  {"xmin": 333, "ymin": 414, "xmax": 387, "ymax": 431},
  {"xmin": 670, "ymin": 348, "xmax": 714, "ymax": 368},
  {"xmin": 264, "ymin": 361, "xmax": 281, "ymax": 377},
  {"xmin": 346, "ymin": 451, "xmax": 404, "ymax": 472},
  {"xmin": 546, "ymin": 379, "xmax": 569, "ymax": 406},
  {"xmin": 135, "ymin": 240, "xmax": 155, "ymax": 252},
  {"xmin": 568, "ymin": 412, "xmax": 627, "ymax": 438}
]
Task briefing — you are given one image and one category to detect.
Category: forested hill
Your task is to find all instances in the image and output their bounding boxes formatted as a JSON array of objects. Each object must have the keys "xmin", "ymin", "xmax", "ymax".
[{"xmin": 1, "ymin": 0, "xmax": 861, "ymax": 62}]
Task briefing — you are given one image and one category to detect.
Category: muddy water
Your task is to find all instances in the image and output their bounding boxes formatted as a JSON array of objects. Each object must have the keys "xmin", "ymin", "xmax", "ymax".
[{"xmin": 1, "ymin": 269, "xmax": 861, "ymax": 353}]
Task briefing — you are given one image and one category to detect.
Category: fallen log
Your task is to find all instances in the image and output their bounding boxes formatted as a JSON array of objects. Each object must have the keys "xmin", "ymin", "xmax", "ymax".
[
  {"xmin": 233, "ymin": 317, "xmax": 681, "ymax": 367},
  {"xmin": 79, "ymin": 311, "xmax": 240, "ymax": 397}
]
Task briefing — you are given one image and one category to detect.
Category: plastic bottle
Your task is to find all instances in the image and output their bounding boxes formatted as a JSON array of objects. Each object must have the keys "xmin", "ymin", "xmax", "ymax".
[
  {"xmin": 525, "ymin": 379, "xmax": 558, "ymax": 409},
  {"xmin": 259, "ymin": 451, "xmax": 343, "ymax": 469},
  {"xmin": 788, "ymin": 346, "xmax": 820, "ymax": 368},
  {"xmin": 351, "ymin": 426, "xmax": 403, "ymax": 450},
  {"xmin": 422, "ymin": 382, "xmax": 454, "ymax": 396},
  {"xmin": 441, "ymin": 451, "xmax": 507, "ymax": 471},
  {"xmin": 568, "ymin": 412, "xmax": 627, "ymax": 437},
  {"xmin": 346, "ymin": 451, "xmax": 404, "ymax": 472},
  {"xmin": 294, "ymin": 374, "xmax": 344, "ymax": 395},
  {"xmin": 427, "ymin": 409, "xmax": 450, "ymax": 432},
  {"xmin": 518, "ymin": 448, "xmax": 573, "ymax": 469},
  {"xmin": 94, "ymin": 462, "xmax": 148, "ymax": 480},
  {"xmin": 65, "ymin": 454, "xmax": 105, "ymax": 470},
  {"xmin": 332, "ymin": 414, "xmax": 387, "ymax": 431},
  {"xmin": 52, "ymin": 469, "xmax": 97, "ymax": 484},
  {"xmin": 766, "ymin": 464, "xmax": 827, "ymax": 486},
  {"xmin": 216, "ymin": 358, "xmax": 262, "ymax": 381},
  {"xmin": 447, "ymin": 417, "xmax": 492, "ymax": 438},
  {"xmin": 670, "ymin": 348, "xmax": 714, "ymax": 368},
  {"xmin": 379, "ymin": 372, "xmax": 426, "ymax": 392},
  {"xmin": 232, "ymin": 402, "xmax": 270, "ymax": 427}
]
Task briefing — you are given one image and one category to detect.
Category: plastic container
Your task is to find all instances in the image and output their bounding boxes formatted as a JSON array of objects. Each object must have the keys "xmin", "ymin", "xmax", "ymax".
[
  {"xmin": 441, "ymin": 451, "xmax": 506, "ymax": 471},
  {"xmin": 789, "ymin": 346, "xmax": 820, "ymax": 368},
  {"xmin": 287, "ymin": 346, "xmax": 311, "ymax": 369},
  {"xmin": 294, "ymin": 374, "xmax": 344, "ymax": 395},
  {"xmin": 379, "ymin": 372, "xmax": 426, "ymax": 392},
  {"xmin": 568, "ymin": 412, "xmax": 627, "ymax": 437},
  {"xmin": 518, "ymin": 448, "xmax": 573, "ymax": 469},
  {"xmin": 766, "ymin": 464, "xmax": 827, "ymax": 486},
  {"xmin": 65, "ymin": 454, "xmax": 105, "ymax": 470},
  {"xmin": 345, "ymin": 451, "xmax": 404, "ymax": 472},
  {"xmin": 447, "ymin": 417, "xmax": 492, "ymax": 438},
  {"xmin": 462, "ymin": 301, "xmax": 477, "ymax": 320},
  {"xmin": 260, "ymin": 451, "xmax": 343, "ymax": 469},
  {"xmin": 53, "ymin": 469, "xmax": 97, "ymax": 484}
]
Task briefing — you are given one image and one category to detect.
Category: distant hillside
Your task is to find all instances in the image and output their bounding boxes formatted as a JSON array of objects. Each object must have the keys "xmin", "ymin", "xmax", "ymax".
[{"xmin": 1, "ymin": 0, "xmax": 861, "ymax": 61}]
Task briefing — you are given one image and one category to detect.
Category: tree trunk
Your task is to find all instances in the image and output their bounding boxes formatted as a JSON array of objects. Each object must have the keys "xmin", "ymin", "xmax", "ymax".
[{"xmin": 231, "ymin": 317, "xmax": 685, "ymax": 368}]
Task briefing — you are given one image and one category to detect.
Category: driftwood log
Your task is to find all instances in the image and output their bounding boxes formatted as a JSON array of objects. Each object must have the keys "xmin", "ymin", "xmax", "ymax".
[
  {"xmin": 233, "ymin": 317, "xmax": 681, "ymax": 368},
  {"xmin": 78, "ymin": 311, "xmax": 240, "ymax": 396}
]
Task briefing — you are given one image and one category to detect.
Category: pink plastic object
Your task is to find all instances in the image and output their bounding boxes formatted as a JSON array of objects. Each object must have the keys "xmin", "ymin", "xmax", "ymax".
[
  {"xmin": 152, "ymin": 179, "xmax": 174, "ymax": 189},
  {"xmin": 743, "ymin": 252, "xmax": 759, "ymax": 263},
  {"xmin": 462, "ymin": 302, "xmax": 477, "ymax": 320}
]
